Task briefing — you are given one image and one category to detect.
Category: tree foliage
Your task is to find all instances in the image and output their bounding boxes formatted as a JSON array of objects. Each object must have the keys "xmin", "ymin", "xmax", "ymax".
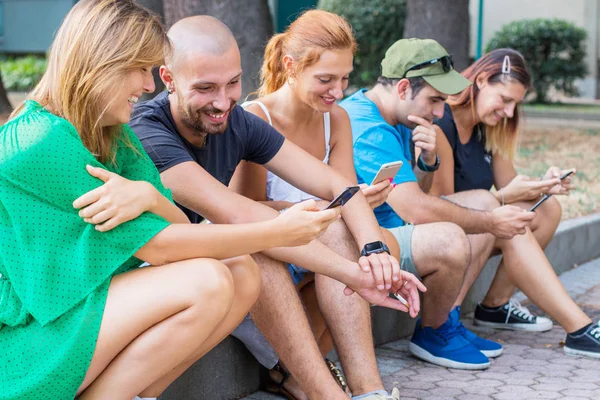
[{"xmin": 486, "ymin": 19, "xmax": 587, "ymax": 103}]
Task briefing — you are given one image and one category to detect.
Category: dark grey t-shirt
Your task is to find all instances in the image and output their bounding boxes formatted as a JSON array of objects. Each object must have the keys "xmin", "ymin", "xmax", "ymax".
[{"xmin": 129, "ymin": 91, "xmax": 285, "ymax": 223}]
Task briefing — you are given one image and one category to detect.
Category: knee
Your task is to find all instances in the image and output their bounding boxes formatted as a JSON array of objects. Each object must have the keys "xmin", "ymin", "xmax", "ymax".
[
  {"xmin": 543, "ymin": 196, "xmax": 562, "ymax": 225},
  {"xmin": 228, "ymin": 255, "xmax": 262, "ymax": 306},
  {"xmin": 474, "ymin": 190, "xmax": 501, "ymax": 211},
  {"xmin": 436, "ymin": 223, "xmax": 471, "ymax": 272},
  {"xmin": 181, "ymin": 259, "xmax": 235, "ymax": 317}
]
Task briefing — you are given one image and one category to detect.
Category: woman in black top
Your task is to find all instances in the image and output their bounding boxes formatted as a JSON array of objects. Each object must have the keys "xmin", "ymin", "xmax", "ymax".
[{"xmin": 432, "ymin": 49, "xmax": 600, "ymax": 359}]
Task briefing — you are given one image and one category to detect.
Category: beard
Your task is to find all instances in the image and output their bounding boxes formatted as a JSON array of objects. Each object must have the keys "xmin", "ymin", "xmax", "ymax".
[{"xmin": 176, "ymin": 91, "xmax": 236, "ymax": 137}]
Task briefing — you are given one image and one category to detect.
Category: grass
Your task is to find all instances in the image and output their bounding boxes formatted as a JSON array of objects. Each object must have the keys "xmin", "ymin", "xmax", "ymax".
[
  {"xmin": 515, "ymin": 123, "xmax": 600, "ymax": 220},
  {"xmin": 523, "ymin": 103, "xmax": 600, "ymax": 115}
]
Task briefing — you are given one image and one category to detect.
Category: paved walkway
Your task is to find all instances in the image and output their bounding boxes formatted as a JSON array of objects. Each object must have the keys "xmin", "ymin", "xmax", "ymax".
[{"xmin": 243, "ymin": 258, "xmax": 600, "ymax": 400}]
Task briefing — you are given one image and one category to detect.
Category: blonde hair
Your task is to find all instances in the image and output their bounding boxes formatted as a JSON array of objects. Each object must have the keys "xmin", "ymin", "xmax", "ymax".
[
  {"xmin": 11, "ymin": 0, "xmax": 170, "ymax": 164},
  {"xmin": 448, "ymin": 49, "xmax": 531, "ymax": 160},
  {"xmin": 256, "ymin": 9, "xmax": 356, "ymax": 97}
]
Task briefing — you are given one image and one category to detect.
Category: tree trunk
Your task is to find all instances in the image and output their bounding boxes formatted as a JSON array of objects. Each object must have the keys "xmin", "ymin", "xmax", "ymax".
[
  {"xmin": 163, "ymin": 0, "xmax": 273, "ymax": 99},
  {"xmin": 403, "ymin": 0, "xmax": 470, "ymax": 72},
  {"xmin": 0, "ymin": 72, "xmax": 12, "ymax": 115}
]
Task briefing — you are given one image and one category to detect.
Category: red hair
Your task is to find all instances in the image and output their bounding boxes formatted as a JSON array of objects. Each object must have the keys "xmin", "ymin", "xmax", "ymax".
[{"xmin": 256, "ymin": 9, "xmax": 356, "ymax": 97}]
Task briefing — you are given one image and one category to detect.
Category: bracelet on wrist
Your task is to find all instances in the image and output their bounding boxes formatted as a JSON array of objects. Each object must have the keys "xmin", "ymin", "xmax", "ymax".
[{"xmin": 417, "ymin": 154, "xmax": 440, "ymax": 172}]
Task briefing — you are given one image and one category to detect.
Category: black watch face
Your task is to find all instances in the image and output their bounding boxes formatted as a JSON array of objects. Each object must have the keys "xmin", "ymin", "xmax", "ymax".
[{"xmin": 365, "ymin": 241, "xmax": 384, "ymax": 253}]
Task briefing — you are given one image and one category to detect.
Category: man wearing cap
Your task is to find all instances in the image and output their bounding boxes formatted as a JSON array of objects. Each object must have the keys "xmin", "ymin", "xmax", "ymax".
[{"xmin": 341, "ymin": 38, "xmax": 535, "ymax": 369}]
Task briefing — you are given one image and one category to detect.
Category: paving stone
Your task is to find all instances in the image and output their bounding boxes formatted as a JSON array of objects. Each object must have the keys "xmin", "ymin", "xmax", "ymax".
[
  {"xmin": 461, "ymin": 385, "xmax": 499, "ymax": 396},
  {"xmin": 457, "ymin": 395, "xmax": 494, "ymax": 400},
  {"xmin": 428, "ymin": 387, "xmax": 465, "ymax": 397},
  {"xmin": 560, "ymin": 389, "xmax": 598, "ymax": 397}
]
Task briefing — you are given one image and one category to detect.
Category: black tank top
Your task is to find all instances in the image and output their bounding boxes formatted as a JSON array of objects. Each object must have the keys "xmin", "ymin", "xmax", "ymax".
[{"xmin": 435, "ymin": 103, "xmax": 494, "ymax": 192}]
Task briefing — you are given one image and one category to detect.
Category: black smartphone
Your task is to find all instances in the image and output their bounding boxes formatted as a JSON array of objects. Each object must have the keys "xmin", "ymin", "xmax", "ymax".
[
  {"xmin": 529, "ymin": 171, "xmax": 574, "ymax": 212},
  {"xmin": 324, "ymin": 186, "xmax": 360, "ymax": 210}
]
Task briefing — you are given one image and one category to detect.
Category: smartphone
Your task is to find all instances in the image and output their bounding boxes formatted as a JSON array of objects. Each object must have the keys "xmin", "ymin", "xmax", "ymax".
[
  {"xmin": 371, "ymin": 161, "xmax": 403, "ymax": 185},
  {"xmin": 324, "ymin": 186, "xmax": 360, "ymax": 210},
  {"xmin": 529, "ymin": 170, "xmax": 574, "ymax": 212}
]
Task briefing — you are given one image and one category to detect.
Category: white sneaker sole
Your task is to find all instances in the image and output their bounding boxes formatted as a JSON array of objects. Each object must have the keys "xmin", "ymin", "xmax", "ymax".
[
  {"xmin": 408, "ymin": 342, "xmax": 490, "ymax": 370},
  {"xmin": 563, "ymin": 346, "xmax": 600, "ymax": 358},
  {"xmin": 480, "ymin": 347, "xmax": 503, "ymax": 358},
  {"xmin": 474, "ymin": 317, "xmax": 553, "ymax": 332}
]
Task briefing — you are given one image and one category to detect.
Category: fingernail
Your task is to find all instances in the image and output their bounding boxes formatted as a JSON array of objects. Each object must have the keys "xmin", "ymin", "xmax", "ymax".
[
  {"xmin": 386, "ymin": 284, "xmax": 391, "ymax": 290},
  {"xmin": 393, "ymin": 275, "xmax": 399, "ymax": 281},
  {"xmin": 392, "ymin": 183, "xmax": 397, "ymax": 188},
  {"xmin": 377, "ymin": 285, "xmax": 384, "ymax": 290},
  {"xmin": 388, "ymin": 178, "xmax": 393, "ymax": 183}
]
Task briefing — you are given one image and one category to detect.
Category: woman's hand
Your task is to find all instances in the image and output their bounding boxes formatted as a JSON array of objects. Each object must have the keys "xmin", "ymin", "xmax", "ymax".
[
  {"xmin": 273, "ymin": 199, "xmax": 342, "ymax": 247},
  {"xmin": 499, "ymin": 174, "xmax": 560, "ymax": 203},
  {"xmin": 360, "ymin": 179, "xmax": 394, "ymax": 209},
  {"xmin": 543, "ymin": 166, "xmax": 576, "ymax": 196},
  {"xmin": 73, "ymin": 165, "xmax": 159, "ymax": 232}
]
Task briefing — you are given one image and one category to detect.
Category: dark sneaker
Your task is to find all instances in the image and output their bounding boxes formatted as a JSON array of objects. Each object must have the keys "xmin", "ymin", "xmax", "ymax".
[
  {"xmin": 564, "ymin": 321, "xmax": 600, "ymax": 358},
  {"xmin": 409, "ymin": 315, "xmax": 490, "ymax": 370},
  {"xmin": 473, "ymin": 299, "xmax": 553, "ymax": 332},
  {"xmin": 451, "ymin": 306, "xmax": 503, "ymax": 358}
]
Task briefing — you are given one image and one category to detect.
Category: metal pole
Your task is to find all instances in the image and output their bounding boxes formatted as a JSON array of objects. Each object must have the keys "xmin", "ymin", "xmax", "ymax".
[{"xmin": 476, "ymin": 0, "xmax": 484, "ymax": 59}]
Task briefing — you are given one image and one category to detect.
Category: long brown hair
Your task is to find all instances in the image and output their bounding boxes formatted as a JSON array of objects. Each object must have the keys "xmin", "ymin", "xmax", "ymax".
[
  {"xmin": 11, "ymin": 0, "xmax": 170, "ymax": 165},
  {"xmin": 448, "ymin": 48, "xmax": 531, "ymax": 159},
  {"xmin": 256, "ymin": 9, "xmax": 356, "ymax": 97}
]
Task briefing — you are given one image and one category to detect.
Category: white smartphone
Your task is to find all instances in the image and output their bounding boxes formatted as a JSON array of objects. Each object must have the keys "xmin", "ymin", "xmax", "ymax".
[{"xmin": 370, "ymin": 161, "xmax": 403, "ymax": 185}]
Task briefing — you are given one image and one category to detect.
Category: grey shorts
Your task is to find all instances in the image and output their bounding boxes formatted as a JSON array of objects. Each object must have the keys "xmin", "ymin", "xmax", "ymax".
[{"xmin": 387, "ymin": 223, "xmax": 420, "ymax": 279}]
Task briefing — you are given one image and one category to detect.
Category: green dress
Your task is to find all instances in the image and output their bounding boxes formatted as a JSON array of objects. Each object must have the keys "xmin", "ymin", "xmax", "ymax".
[{"xmin": 0, "ymin": 101, "xmax": 172, "ymax": 399}]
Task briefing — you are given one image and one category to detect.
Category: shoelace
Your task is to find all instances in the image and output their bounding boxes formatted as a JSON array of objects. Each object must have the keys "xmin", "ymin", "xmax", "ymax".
[
  {"xmin": 504, "ymin": 299, "xmax": 534, "ymax": 323},
  {"xmin": 589, "ymin": 321, "xmax": 600, "ymax": 340},
  {"xmin": 438, "ymin": 323, "xmax": 464, "ymax": 342}
]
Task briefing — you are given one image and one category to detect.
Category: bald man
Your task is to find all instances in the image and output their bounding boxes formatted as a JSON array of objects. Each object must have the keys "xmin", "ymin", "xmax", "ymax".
[{"xmin": 130, "ymin": 16, "xmax": 422, "ymax": 400}]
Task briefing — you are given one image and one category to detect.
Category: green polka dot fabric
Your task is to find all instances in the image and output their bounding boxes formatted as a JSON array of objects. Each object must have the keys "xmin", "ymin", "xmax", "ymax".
[{"xmin": 0, "ymin": 101, "xmax": 172, "ymax": 399}]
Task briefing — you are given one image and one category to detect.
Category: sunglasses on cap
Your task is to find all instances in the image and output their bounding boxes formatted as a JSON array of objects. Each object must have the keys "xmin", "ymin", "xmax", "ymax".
[{"xmin": 402, "ymin": 55, "xmax": 454, "ymax": 78}]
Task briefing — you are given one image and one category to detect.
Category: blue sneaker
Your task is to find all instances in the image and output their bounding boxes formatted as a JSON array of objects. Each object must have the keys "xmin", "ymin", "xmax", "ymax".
[
  {"xmin": 451, "ymin": 306, "xmax": 503, "ymax": 358},
  {"xmin": 409, "ymin": 317, "xmax": 490, "ymax": 370}
]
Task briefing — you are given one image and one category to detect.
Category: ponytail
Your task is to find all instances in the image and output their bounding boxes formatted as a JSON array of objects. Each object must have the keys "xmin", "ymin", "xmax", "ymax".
[{"xmin": 256, "ymin": 33, "xmax": 287, "ymax": 97}]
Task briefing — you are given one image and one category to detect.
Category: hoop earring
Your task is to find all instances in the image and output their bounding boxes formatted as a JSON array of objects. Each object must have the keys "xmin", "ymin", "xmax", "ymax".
[{"xmin": 287, "ymin": 76, "xmax": 295, "ymax": 86}]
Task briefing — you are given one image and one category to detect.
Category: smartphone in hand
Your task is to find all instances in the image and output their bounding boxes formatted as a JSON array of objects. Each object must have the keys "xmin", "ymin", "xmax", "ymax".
[
  {"xmin": 529, "ymin": 170, "xmax": 574, "ymax": 212},
  {"xmin": 371, "ymin": 161, "xmax": 403, "ymax": 185},
  {"xmin": 324, "ymin": 186, "xmax": 360, "ymax": 210}
]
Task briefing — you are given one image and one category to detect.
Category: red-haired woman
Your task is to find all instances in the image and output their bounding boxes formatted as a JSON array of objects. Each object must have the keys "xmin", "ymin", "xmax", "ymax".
[
  {"xmin": 432, "ymin": 49, "xmax": 600, "ymax": 358},
  {"xmin": 229, "ymin": 9, "xmax": 420, "ymax": 400}
]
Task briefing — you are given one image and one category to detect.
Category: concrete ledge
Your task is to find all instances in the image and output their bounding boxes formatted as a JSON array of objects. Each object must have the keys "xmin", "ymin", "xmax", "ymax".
[{"xmin": 159, "ymin": 213, "xmax": 600, "ymax": 400}]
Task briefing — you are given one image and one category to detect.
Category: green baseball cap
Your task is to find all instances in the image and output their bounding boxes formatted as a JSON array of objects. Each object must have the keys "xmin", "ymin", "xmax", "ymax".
[{"xmin": 381, "ymin": 38, "xmax": 471, "ymax": 95}]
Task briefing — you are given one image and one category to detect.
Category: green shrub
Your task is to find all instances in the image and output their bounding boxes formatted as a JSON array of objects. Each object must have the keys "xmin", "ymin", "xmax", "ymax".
[
  {"xmin": 0, "ymin": 56, "xmax": 47, "ymax": 92},
  {"xmin": 486, "ymin": 19, "xmax": 587, "ymax": 103},
  {"xmin": 318, "ymin": 0, "xmax": 406, "ymax": 88}
]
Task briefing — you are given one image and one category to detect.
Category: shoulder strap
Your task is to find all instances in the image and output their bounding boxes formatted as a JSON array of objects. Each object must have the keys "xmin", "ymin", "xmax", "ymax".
[
  {"xmin": 241, "ymin": 101, "xmax": 273, "ymax": 126},
  {"xmin": 323, "ymin": 112, "xmax": 331, "ymax": 146}
]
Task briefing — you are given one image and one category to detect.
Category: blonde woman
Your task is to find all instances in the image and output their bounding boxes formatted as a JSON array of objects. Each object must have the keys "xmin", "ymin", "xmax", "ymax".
[
  {"xmin": 432, "ymin": 49, "xmax": 600, "ymax": 358},
  {"xmin": 0, "ymin": 1, "xmax": 340, "ymax": 399}
]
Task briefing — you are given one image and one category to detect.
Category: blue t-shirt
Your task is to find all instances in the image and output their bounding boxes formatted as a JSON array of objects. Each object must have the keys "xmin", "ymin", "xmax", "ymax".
[{"xmin": 340, "ymin": 89, "xmax": 416, "ymax": 228}]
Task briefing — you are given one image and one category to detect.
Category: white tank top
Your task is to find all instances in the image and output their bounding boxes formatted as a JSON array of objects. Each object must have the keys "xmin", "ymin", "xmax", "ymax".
[{"xmin": 242, "ymin": 100, "xmax": 331, "ymax": 203}]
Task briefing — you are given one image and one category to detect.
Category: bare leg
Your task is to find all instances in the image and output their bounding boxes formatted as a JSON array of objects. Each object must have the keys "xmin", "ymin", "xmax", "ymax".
[
  {"xmin": 482, "ymin": 196, "xmax": 562, "ymax": 307},
  {"xmin": 444, "ymin": 190, "xmax": 499, "ymax": 307},
  {"xmin": 316, "ymin": 219, "xmax": 384, "ymax": 396},
  {"xmin": 495, "ymin": 229, "xmax": 591, "ymax": 332},
  {"xmin": 409, "ymin": 222, "xmax": 470, "ymax": 327},
  {"xmin": 139, "ymin": 255, "xmax": 261, "ymax": 396},
  {"xmin": 78, "ymin": 258, "xmax": 235, "ymax": 400},
  {"xmin": 250, "ymin": 252, "xmax": 349, "ymax": 400}
]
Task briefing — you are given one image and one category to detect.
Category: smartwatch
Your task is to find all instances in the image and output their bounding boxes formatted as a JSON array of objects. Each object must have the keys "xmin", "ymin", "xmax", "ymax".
[
  {"xmin": 360, "ymin": 241, "xmax": 390, "ymax": 257},
  {"xmin": 417, "ymin": 154, "xmax": 440, "ymax": 172}
]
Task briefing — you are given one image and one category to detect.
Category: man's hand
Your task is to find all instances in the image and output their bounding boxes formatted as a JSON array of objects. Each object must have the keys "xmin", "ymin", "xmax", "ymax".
[
  {"xmin": 360, "ymin": 180, "xmax": 394, "ymax": 209},
  {"xmin": 490, "ymin": 205, "xmax": 536, "ymax": 239},
  {"xmin": 344, "ymin": 267, "xmax": 427, "ymax": 317},
  {"xmin": 408, "ymin": 115, "xmax": 437, "ymax": 165},
  {"xmin": 357, "ymin": 251, "xmax": 401, "ymax": 291}
]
